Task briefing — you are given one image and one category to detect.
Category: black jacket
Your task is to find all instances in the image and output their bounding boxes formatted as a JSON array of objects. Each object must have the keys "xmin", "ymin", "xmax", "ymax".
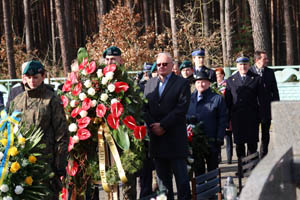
[{"xmin": 194, "ymin": 65, "xmax": 217, "ymax": 83}]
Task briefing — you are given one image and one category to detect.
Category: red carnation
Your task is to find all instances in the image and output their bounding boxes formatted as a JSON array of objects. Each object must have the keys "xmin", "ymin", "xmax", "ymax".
[
  {"xmin": 79, "ymin": 57, "xmax": 89, "ymax": 70},
  {"xmin": 133, "ymin": 126, "xmax": 146, "ymax": 139},
  {"xmin": 123, "ymin": 116, "xmax": 137, "ymax": 130},
  {"xmin": 68, "ymin": 136, "xmax": 74, "ymax": 152},
  {"xmin": 71, "ymin": 107, "xmax": 81, "ymax": 118},
  {"xmin": 72, "ymin": 82, "xmax": 82, "ymax": 96},
  {"xmin": 82, "ymin": 98, "xmax": 91, "ymax": 111},
  {"xmin": 61, "ymin": 95, "xmax": 69, "ymax": 108},
  {"xmin": 77, "ymin": 128, "xmax": 92, "ymax": 140},
  {"xmin": 61, "ymin": 187, "xmax": 67, "ymax": 200},
  {"xmin": 114, "ymin": 82, "xmax": 129, "ymax": 93},
  {"xmin": 77, "ymin": 116, "xmax": 91, "ymax": 129},
  {"xmin": 96, "ymin": 104, "xmax": 107, "ymax": 118},
  {"xmin": 107, "ymin": 114, "xmax": 120, "ymax": 129},
  {"xmin": 66, "ymin": 160, "xmax": 78, "ymax": 176},
  {"xmin": 110, "ymin": 102, "xmax": 123, "ymax": 118},
  {"xmin": 103, "ymin": 64, "xmax": 116, "ymax": 75},
  {"xmin": 85, "ymin": 61, "xmax": 96, "ymax": 74},
  {"xmin": 62, "ymin": 80, "xmax": 72, "ymax": 92}
]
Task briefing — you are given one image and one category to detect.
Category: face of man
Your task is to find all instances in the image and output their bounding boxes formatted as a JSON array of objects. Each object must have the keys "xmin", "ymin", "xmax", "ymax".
[
  {"xmin": 237, "ymin": 63, "xmax": 250, "ymax": 75},
  {"xmin": 172, "ymin": 63, "xmax": 180, "ymax": 75},
  {"xmin": 25, "ymin": 73, "xmax": 45, "ymax": 89},
  {"xmin": 181, "ymin": 68, "xmax": 194, "ymax": 78},
  {"xmin": 256, "ymin": 53, "xmax": 268, "ymax": 69},
  {"xmin": 216, "ymin": 71, "xmax": 225, "ymax": 84},
  {"xmin": 193, "ymin": 56, "xmax": 205, "ymax": 68},
  {"xmin": 105, "ymin": 55, "xmax": 122, "ymax": 65},
  {"xmin": 156, "ymin": 54, "xmax": 173, "ymax": 78},
  {"xmin": 195, "ymin": 79, "xmax": 210, "ymax": 93}
]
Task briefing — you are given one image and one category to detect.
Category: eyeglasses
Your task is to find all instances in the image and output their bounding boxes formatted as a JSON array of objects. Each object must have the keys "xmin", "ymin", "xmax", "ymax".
[{"xmin": 157, "ymin": 63, "xmax": 169, "ymax": 67}]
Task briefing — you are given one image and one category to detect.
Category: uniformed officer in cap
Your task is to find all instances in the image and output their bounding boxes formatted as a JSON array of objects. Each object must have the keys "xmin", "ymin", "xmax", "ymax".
[
  {"xmin": 186, "ymin": 71, "xmax": 227, "ymax": 176},
  {"xmin": 103, "ymin": 46, "xmax": 123, "ymax": 65},
  {"xmin": 180, "ymin": 60, "xmax": 195, "ymax": 93},
  {"xmin": 192, "ymin": 48, "xmax": 217, "ymax": 83},
  {"xmin": 11, "ymin": 60, "xmax": 68, "ymax": 199},
  {"xmin": 225, "ymin": 56, "xmax": 266, "ymax": 159}
]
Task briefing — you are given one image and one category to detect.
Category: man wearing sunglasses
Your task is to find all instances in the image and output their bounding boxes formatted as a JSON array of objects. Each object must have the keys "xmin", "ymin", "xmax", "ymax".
[
  {"xmin": 192, "ymin": 48, "xmax": 217, "ymax": 83},
  {"xmin": 144, "ymin": 53, "xmax": 191, "ymax": 200}
]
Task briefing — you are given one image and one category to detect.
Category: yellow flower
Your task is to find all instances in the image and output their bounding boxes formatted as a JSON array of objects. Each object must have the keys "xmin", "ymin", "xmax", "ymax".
[
  {"xmin": 8, "ymin": 146, "xmax": 19, "ymax": 156},
  {"xmin": 10, "ymin": 161, "xmax": 21, "ymax": 173},
  {"xmin": 28, "ymin": 155, "xmax": 37, "ymax": 164},
  {"xmin": 0, "ymin": 139, "xmax": 7, "ymax": 146},
  {"xmin": 18, "ymin": 137, "xmax": 26, "ymax": 145},
  {"xmin": 25, "ymin": 176, "xmax": 33, "ymax": 185}
]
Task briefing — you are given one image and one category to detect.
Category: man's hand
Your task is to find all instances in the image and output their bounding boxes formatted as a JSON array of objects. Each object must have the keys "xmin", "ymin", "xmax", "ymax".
[{"xmin": 150, "ymin": 123, "xmax": 165, "ymax": 136}]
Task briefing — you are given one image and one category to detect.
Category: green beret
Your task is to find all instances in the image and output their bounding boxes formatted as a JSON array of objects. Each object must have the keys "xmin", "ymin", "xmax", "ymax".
[
  {"xmin": 23, "ymin": 60, "xmax": 45, "ymax": 76},
  {"xmin": 102, "ymin": 46, "xmax": 122, "ymax": 58},
  {"xmin": 179, "ymin": 60, "xmax": 193, "ymax": 70}
]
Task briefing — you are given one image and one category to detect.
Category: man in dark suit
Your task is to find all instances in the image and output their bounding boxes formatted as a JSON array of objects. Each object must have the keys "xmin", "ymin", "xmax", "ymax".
[
  {"xmin": 225, "ymin": 56, "xmax": 266, "ymax": 158},
  {"xmin": 250, "ymin": 51, "xmax": 280, "ymax": 158},
  {"xmin": 192, "ymin": 48, "xmax": 217, "ymax": 83},
  {"xmin": 144, "ymin": 52, "xmax": 191, "ymax": 200}
]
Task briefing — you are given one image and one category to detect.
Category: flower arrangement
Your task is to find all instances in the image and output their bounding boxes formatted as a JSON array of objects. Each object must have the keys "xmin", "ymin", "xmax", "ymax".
[
  {"xmin": 0, "ymin": 110, "xmax": 53, "ymax": 200},
  {"xmin": 60, "ymin": 48, "xmax": 146, "ymax": 197}
]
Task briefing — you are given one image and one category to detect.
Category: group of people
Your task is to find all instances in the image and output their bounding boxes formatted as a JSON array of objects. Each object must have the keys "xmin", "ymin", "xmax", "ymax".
[{"xmin": 0, "ymin": 45, "xmax": 279, "ymax": 199}]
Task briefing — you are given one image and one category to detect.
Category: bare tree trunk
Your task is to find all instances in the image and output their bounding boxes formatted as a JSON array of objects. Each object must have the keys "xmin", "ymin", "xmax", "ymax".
[
  {"xmin": 143, "ymin": 0, "xmax": 150, "ymax": 32},
  {"xmin": 96, "ymin": 0, "xmax": 107, "ymax": 29},
  {"xmin": 64, "ymin": 0, "xmax": 75, "ymax": 59},
  {"xmin": 220, "ymin": 0, "xmax": 227, "ymax": 66},
  {"xmin": 248, "ymin": 0, "xmax": 271, "ymax": 59},
  {"xmin": 126, "ymin": 0, "xmax": 133, "ymax": 14},
  {"xmin": 55, "ymin": 0, "xmax": 71, "ymax": 75},
  {"xmin": 203, "ymin": 0, "xmax": 210, "ymax": 37},
  {"xmin": 2, "ymin": 0, "xmax": 17, "ymax": 79},
  {"xmin": 23, "ymin": 0, "xmax": 33, "ymax": 56},
  {"xmin": 50, "ymin": 0, "xmax": 56, "ymax": 65},
  {"xmin": 160, "ymin": 0, "xmax": 165, "ymax": 32},
  {"xmin": 283, "ymin": 0, "xmax": 294, "ymax": 65},
  {"xmin": 169, "ymin": 0, "xmax": 179, "ymax": 60},
  {"xmin": 225, "ymin": 0, "xmax": 233, "ymax": 66},
  {"xmin": 270, "ymin": 0, "xmax": 276, "ymax": 65},
  {"xmin": 153, "ymin": 0, "xmax": 159, "ymax": 35}
]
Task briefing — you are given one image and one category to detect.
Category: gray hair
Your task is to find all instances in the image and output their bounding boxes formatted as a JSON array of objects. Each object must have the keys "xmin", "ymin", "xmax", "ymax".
[{"xmin": 156, "ymin": 52, "xmax": 174, "ymax": 63}]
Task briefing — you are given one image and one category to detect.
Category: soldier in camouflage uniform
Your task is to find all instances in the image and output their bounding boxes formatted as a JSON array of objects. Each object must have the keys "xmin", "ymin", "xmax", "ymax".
[{"xmin": 11, "ymin": 60, "xmax": 68, "ymax": 199}]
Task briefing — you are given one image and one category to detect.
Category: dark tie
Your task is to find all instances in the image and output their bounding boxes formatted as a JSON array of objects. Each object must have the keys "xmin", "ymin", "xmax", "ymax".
[{"xmin": 241, "ymin": 76, "xmax": 246, "ymax": 82}]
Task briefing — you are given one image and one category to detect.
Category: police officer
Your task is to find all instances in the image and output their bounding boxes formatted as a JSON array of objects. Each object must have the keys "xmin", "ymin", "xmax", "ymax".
[
  {"xmin": 192, "ymin": 48, "xmax": 217, "ymax": 83},
  {"xmin": 11, "ymin": 60, "xmax": 68, "ymax": 199},
  {"xmin": 180, "ymin": 60, "xmax": 195, "ymax": 93},
  {"xmin": 186, "ymin": 71, "xmax": 227, "ymax": 176},
  {"xmin": 103, "ymin": 46, "xmax": 123, "ymax": 65},
  {"xmin": 225, "ymin": 56, "xmax": 266, "ymax": 159}
]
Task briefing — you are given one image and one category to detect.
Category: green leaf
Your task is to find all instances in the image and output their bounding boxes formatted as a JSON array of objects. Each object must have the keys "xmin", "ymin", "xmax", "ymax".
[
  {"xmin": 77, "ymin": 47, "xmax": 89, "ymax": 65},
  {"xmin": 112, "ymin": 125, "xmax": 130, "ymax": 150}
]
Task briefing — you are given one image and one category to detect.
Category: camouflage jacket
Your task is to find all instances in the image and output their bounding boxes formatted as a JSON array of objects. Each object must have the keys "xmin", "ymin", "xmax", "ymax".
[{"xmin": 11, "ymin": 83, "xmax": 68, "ymax": 176}]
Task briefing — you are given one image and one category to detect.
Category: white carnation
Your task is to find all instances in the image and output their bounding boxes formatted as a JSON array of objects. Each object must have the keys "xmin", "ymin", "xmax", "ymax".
[
  {"xmin": 3, "ymin": 196, "xmax": 12, "ymax": 200},
  {"xmin": 101, "ymin": 77, "xmax": 109, "ymax": 85},
  {"xmin": 100, "ymin": 93, "xmax": 109, "ymax": 102},
  {"xmin": 79, "ymin": 110, "xmax": 88, "ymax": 118},
  {"xmin": 14, "ymin": 185, "xmax": 24, "ymax": 195},
  {"xmin": 107, "ymin": 84, "xmax": 115, "ymax": 93},
  {"xmin": 68, "ymin": 123, "xmax": 77, "ymax": 132},
  {"xmin": 187, "ymin": 165, "xmax": 192, "ymax": 172},
  {"xmin": 87, "ymin": 87, "xmax": 96, "ymax": 96},
  {"xmin": 81, "ymin": 69, "xmax": 88, "ymax": 76},
  {"xmin": 91, "ymin": 100, "xmax": 97, "ymax": 107},
  {"xmin": 79, "ymin": 93, "xmax": 87, "ymax": 101},
  {"xmin": 0, "ymin": 152, "xmax": 4, "ymax": 161},
  {"xmin": 111, "ymin": 98, "xmax": 119, "ymax": 104},
  {"xmin": 84, "ymin": 80, "xmax": 92, "ymax": 88},
  {"xmin": 105, "ymin": 72, "xmax": 114, "ymax": 80},
  {"xmin": 97, "ymin": 69, "xmax": 103, "ymax": 78},
  {"xmin": 187, "ymin": 157, "xmax": 194, "ymax": 164},
  {"xmin": 70, "ymin": 100, "xmax": 77, "ymax": 108},
  {"xmin": 21, "ymin": 159, "xmax": 29, "ymax": 167},
  {"xmin": 156, "ymin": 194, "xmax": 167, "ymax": 200},
  {"xmin": 72, "ymin": 135, "xmax": 79, "ymax": 144},
  {"xmin": 0, "ymin": 184, "xmax": 9, "ymax": 192},
  {"xmin": 71, "ymin": 63, "xmax": 79, "ymax": 72}
]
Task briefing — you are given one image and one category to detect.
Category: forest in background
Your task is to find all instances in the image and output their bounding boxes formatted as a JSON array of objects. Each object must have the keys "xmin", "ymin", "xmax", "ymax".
[{"xmin": 0, "ymin": 0, "xmax": 299, "ymax": 79}]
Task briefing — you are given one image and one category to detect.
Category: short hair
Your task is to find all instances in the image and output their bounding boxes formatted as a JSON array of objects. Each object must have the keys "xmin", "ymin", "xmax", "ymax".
[
  {"xmin": 215, "ymin": 67, "xmax": 225, "ymax": 75},
  {"xmin": 156, "ymin": 52, "xmax": 173, "ymax": 63},
  {"xmin": 254, "ymin": 50, "xmax": 267, "ymax": 61}
]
